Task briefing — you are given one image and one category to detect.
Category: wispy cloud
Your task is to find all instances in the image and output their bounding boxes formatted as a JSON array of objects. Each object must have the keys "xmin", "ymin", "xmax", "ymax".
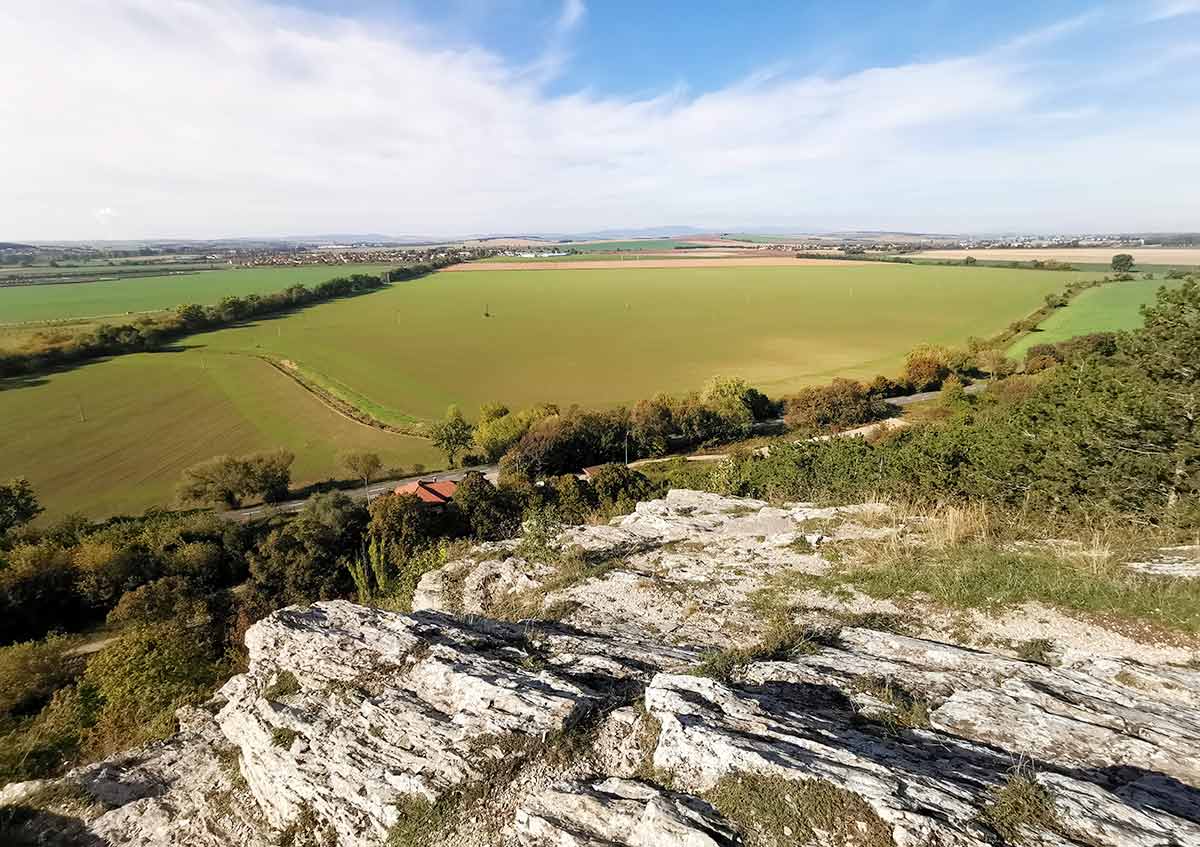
[
  {"xmin": 1147, "ymin": 1, "xmax": 1200, "ymax": 21},
  {"xmin": 0, "ymin": 1, "xmax": 1196, "ymax": 238}
]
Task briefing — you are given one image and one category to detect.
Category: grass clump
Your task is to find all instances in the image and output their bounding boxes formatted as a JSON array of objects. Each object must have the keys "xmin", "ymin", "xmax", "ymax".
[
  {"xmin": 707, "ymin": 772, "xmax": 894, "ymax": 847},
  {"xmin": 688, "ymin": 622, "xmax": 834, "ymax": 683},
  {"xmin": 1014, "ymin": 638, "xmax": 1056, "ymax": 666},
  {"xmin": 816, "ymin": 543, "xmax": 1200, "ymax": 636},
  {"xmin": 263, "ymin": 670, "xmax": 301, "ymax": 701},
  {"xmin": 850, "ymin": 675, "xmax": 931, "ymax": 731},
  {"xmin": 981, "ymin": 769, "xmax": 1059, "ymax": 844},
  {"xmin": 271, "ymin": 727, "xmax": 299, "ymax": 749}
]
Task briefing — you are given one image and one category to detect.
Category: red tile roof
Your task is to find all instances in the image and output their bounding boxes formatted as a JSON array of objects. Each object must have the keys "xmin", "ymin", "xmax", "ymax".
[{"xmin": 393, "ymin": 479, "xmax": 459, "ymax": 504}]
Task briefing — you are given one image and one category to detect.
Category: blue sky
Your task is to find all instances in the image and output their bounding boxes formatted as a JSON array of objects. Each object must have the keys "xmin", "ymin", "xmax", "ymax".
[{"xmin": 2, "ymin": 0, "xmax": 1198, "ymax": 238}]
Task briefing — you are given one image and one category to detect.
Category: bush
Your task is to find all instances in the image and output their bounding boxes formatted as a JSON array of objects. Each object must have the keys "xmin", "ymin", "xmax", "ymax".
[
  {"xmin": 0, "ymin": 543, "xmax": 84, "ymax": 645},
  {"xmin": 548, "ymin": 475, "xmax": 598, "ymax": 524},
  {"xmin": 452, "ymin": 472, "xmax": 521, "ymax": 540},
  {"xmin": 587, "ymin": 465, "xmax": 655, "ymax": 516},
  {"xmin": 0, "ymin": 635, "xmax": 81, "ymax": 721},
  {"xmin": 783, "ymin": 378, "xmax": 890, "ymax": 434},
  {"xmin": 903, "ymin": 344, "xmax": 952, "ymax": 391}
]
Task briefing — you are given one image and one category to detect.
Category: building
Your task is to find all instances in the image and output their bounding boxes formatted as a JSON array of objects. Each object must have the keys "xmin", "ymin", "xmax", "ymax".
[{"xmin": 393, "ymin": 479, "xmax": 458, "ymax": 506}]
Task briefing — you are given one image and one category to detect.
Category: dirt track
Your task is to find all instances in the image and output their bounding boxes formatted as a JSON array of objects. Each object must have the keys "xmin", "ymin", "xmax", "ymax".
[{"xmin": 442, "ymin": 256, "xmax": 876, "ymax": 271}]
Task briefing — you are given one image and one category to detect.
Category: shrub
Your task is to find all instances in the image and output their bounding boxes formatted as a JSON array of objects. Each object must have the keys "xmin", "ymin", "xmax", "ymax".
[
  {"xmin": 783, "ymin": 378, "xmax": 890, "ymax": 434},
  {"xmin": 452, "ymin": 472, "xmax": 521, "ymax": 540},
  {"xmin": 903, "ymin": 344, "xmax": 952, "ymax": 391},
  {"xmin": 587, "ymin": 465, "xmax": 655, "ymax": 516}
]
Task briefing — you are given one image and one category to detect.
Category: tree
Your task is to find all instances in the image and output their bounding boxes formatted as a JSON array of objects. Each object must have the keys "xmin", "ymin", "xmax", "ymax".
[
  {"xmin": 429, "ymin": 405, "xmax": 474, "ymax": 467},
  {"xmin": 783, "ymin": 379, "xmax": 889, "ymax": 434},
  {"xmin": 178, "ymin": 456, "xmax": 252, "ymax": 509},
  {"xmin": 368, "ymin": 492, "xmax": 435, "ymax": 560},
  {"xmin": 0, "ymin": 478, "xmax": 41, "ymax": 537},
  {"xmin": 1111, "ymin": 253, "xmax": 1134, "ymax": 273},
  {"xmin": 245, "ymin": 450, "xmax": 294, "ymax": 503},
  {"xmin": 903, "ymin": 344, "xmax": 952, "ymax": 392},
  {"xmin": 963, "ymin": 255, "xmax": 977, "ymax": 266},
  {"xmin": 342, "ymin": 451, "xmax": 383, "ymax": 501},
  {"xmin": 452, "ymin": 471, "xmax": 520, "ymax": 540}
]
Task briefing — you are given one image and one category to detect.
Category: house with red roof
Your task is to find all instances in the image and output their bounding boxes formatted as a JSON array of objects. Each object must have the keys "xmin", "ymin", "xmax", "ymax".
[{"xmin": 393, "ymin": 478, "xmax": 458, "ymax": 506}]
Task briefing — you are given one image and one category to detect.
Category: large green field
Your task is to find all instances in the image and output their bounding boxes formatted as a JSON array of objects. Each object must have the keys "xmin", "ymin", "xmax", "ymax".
[
  {"xmin": 1007, "ymin": 279, "xmax": 1178, "ymax": 358},
  {"xmin": 0, "ymin": 353, "xmax": 440, "ymax": 519},
  {"xmin": 2, "ymin": 263, "xmax": 1097, "ymax": 518},
  {"xmin": 0, "ymin": 265, "xmax": 391, "ymax": 323}
]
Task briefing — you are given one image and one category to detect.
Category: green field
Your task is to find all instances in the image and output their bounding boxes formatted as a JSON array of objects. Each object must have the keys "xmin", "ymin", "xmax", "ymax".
[
  {"xmin": 1007, "ymin": 279, "xmax": 1178, "ymax": 358},
  {"xmin": 0, "ymin": 353, "xmax": 440, "ymax": 519},
  {"xmin": 2, "ymin": 263, "xmax": 1097, "ymax": 518},
  {"xmin": 0, "ymin": 265, "xmax": 392, "ymax": 324}
]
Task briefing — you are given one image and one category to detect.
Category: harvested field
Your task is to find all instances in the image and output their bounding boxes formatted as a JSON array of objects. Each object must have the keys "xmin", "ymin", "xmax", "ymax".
[
  {"xmin": 912, "ymin": 247, "xmax": 1200, "ymax": 266},
  {"xmin": 448, "ymin": 256, "xmax": 872, "ymax": 271}
]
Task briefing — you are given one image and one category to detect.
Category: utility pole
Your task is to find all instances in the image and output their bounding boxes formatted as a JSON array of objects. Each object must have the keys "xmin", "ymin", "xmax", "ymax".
[{"xmin": 624, "ymin": 430, "xmax": 629, "ymax": 465}]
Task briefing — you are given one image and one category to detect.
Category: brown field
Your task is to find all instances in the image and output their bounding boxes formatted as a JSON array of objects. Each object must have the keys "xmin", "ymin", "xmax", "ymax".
[
  {"xmin": 912, "ymin": 247, "xmax": 1200, "ymax": 266},
  {"xmin": 445, "ymin": 256, "xmax": 872, "ymax": 271}
]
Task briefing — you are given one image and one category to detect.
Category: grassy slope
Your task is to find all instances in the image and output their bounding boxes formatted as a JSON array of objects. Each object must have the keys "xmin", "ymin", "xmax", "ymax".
[
  {"xmin": 1007, "ymin": 279, "xmax": 1180, "ymax": 358},
  {"xmin": 3, "ymin": 263, "xmax": 1091, "ymax": 519},
  {"xmin": 0, "ymin": 265, "xmax": 392, "ymax": 323}
]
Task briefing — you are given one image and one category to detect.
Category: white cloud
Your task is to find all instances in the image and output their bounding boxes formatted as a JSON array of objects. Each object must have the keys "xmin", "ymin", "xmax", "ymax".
[
  {"xmin": 0, "ymin": 0, "xmax": 1196, "ymax": 239},
  {"xmin": 1147, "ymin": 1, "xmax": 1200, "ymax": 21}
]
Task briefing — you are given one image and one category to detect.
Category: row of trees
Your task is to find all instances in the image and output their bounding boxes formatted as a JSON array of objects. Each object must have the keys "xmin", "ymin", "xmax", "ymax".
[
  {"xmin": 419, "ymin": 376, "xmax": 780, "ymax": 479},
  {"xmin": 0, "ymin": 260, "xmax": 453, "ymax": 379}
]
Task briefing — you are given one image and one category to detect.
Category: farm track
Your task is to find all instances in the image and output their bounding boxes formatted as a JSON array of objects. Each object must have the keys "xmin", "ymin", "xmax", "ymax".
[{"xmin": 259, "ymin": 355, "xmax": 430, "ymax": 439}]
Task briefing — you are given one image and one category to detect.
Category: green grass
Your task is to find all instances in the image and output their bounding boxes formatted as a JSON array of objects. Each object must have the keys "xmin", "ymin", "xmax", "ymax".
[
  {"xmin": 187, "ymin": 264, "xmax": 1091, "ymax": 421},
  {"xmin": 811, "ymin": 544, "xmax": 1200, "ymax": 636},
  {"xmin": 706, "ymin": 772, "xmax": 894, "ymax": 847},
  {"xmin": 0, "ymin": 352, "xmax": 441, "ymax": 519},
  {"xmin": 1008, "ymin": 279, "xmax": 1181, "ymax": 358},
  {"xmin": 0, "ymin": 264, "xmax": 393, "ymax": 323},
  {"xmin": 2, "ymin": 263, "xmax": 1093, "ymax": 519}
]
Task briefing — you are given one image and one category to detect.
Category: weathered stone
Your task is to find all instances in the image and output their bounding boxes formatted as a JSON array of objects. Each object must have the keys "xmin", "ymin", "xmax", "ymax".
[{"xmin": 515, "ymin": 778, "xmax": 737, "ymax": 846}]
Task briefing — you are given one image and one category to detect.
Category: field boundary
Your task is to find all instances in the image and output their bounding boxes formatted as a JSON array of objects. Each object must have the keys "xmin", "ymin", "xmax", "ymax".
[{"xmin": 258, "ymin": 355, "xmax": 431, "ymax": 439}]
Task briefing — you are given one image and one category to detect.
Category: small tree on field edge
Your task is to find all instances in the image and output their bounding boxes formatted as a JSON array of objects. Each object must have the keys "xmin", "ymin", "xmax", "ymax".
[
  {"xmin": 342, "ymin": 451, "xmax": 383, "ymax": 501},
  {"xmin": 429, "ymin": 406, "xmax": 474, "ymax": 467}
]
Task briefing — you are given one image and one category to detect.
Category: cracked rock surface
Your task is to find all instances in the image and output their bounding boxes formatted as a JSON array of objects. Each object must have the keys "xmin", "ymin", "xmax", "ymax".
[{"xmin": 3, "ymin": 491, "xmax": 1198, "ymax": 846}]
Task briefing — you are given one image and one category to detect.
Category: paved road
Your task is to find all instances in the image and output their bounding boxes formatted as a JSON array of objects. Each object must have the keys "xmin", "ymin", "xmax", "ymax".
[
  {"xmin": 224, "ymin": 463, "xmax": 500, "ymax": 522},
  {"xmin": 223, "ymin": 384, "xmax": 986, "ymax": 521}
]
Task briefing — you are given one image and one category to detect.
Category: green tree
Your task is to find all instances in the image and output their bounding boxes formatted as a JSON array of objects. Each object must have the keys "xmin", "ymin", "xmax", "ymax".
[
  {"xmin": 1111, "ymin": 253, "xmax": 1134, "ymax": 273},
  {"xmin": 903, "ymin": 344, "xmax": 953, "ymax": 391},
  {"xmin": 429, "ymin": 405, "xmax": 474, "ymax": 467},
  {"xmin": 245, "ymin": 450, "xmax": 294, "ymax": 503},
  {"xmin": 452, "ymin": 471, "xmax": 520, "ymax": 540},
  {"xmin": 178, "ymin": 456, "xmax": 252, "ymax": 509},
  {"xmin": 0, "ymin": 478, "xmax": 41, "ymax": 537},
  {"xmin": 342, "ymin": 451, "xmax": 383, "ymax": 500}
]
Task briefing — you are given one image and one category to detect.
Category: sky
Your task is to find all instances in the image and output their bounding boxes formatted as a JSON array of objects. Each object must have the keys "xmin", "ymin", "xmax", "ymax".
[{"xmin": 2, "ymin": 0, "xmax": 1199, "ymax": 240}]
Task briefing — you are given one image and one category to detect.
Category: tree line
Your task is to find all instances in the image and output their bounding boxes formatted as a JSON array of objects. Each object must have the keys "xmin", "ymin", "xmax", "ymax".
[{"xmin": 0, "ymin": 260, "xmax": 452, "ymax": 379}]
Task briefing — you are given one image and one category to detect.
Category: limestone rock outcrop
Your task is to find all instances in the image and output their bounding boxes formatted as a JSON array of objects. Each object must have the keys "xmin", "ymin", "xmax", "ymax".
[{"xmin": 3, "ymin": 491, "xmax": 1198, "ymax": 847}]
